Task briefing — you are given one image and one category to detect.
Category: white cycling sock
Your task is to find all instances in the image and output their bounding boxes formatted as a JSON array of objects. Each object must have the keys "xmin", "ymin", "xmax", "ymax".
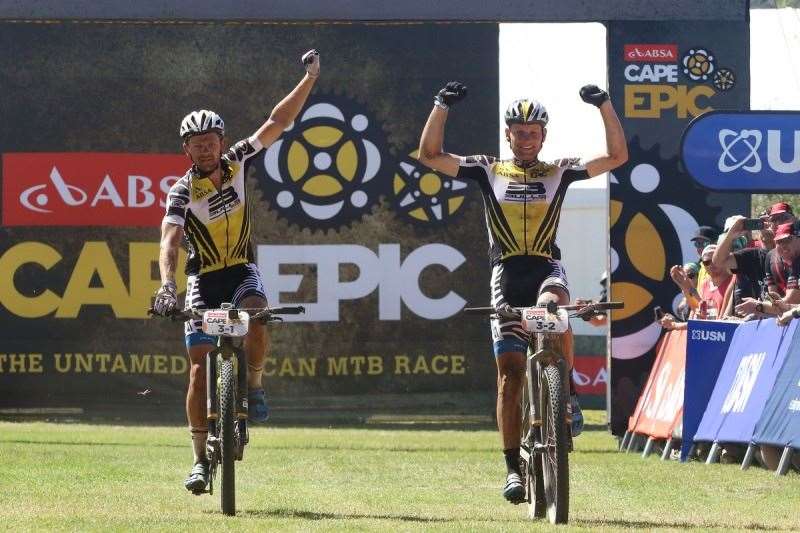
[{"xmin": 191, "ymin": 429, "xmax": 208, "ymax": 464}]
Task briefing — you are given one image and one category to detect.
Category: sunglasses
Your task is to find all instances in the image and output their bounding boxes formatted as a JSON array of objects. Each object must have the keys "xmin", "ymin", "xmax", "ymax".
[
  {"xmin": 693, "ymin": 239, "xmax": 710, "ymax": 248},
  {"xmin": 701, "ymin": 259, "xmax": 712, "ymax": 267},
  {"xmin": 769, "ymin": 213, "xmax": 792, "ymax": 224}
]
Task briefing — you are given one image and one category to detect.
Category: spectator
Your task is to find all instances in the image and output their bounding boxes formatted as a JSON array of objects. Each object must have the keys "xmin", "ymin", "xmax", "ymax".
[
  {"xmin": 756, "ymin": 202, "xmax": 795, "ymax": 251},
  {"xmin": 675, "ymin": 263, "xmax": 699, "ymax": 320},
  {"xmin": 691, "ymin": 225, "xmax": 721, "ymax": 287},
  {"xmin": 719, "ymin": 215, "xmax": 752, "ymax": 250},
  {"xmin": 713, "ymin": 218, "xmax": 800, "ymax": 318},
  {"xmin": 764, "ymin": 201, "xmax": 796, "ymax": 233},
  {"xmin": 661, "ymin": 245, "xmax": 732, "ymax": 329},
  {"xmin": 576, "ymin": 271, "xmax": 609, "ymax": 327}
]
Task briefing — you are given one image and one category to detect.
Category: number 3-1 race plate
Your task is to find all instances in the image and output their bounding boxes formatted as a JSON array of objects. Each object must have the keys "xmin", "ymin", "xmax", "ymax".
[{"xmin": 202, "ymin": 310, "xmax": 250, "ymax": 337}]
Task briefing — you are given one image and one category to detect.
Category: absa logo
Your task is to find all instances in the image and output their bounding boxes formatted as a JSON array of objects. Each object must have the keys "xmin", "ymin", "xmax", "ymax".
[{"xmin": 2, "ymin": 153, "xmax": 187, "ymax": 226}]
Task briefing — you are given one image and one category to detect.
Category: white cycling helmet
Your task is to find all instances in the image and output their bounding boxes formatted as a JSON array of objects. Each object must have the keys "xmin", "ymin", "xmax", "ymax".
[
  {"xmin": 504, "ymin": 98, "xmax": 548, "ymax": 127},
  {"xmin": 179, "ymin": 109, "xmax": 225, "ymax": 140}
]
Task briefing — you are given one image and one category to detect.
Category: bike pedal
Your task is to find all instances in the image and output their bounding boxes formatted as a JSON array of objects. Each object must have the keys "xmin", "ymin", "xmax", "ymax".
[
  {"xmin": 533, "ymin": 442, "xmax": 548, "ymax": 454},
  {"xmin": 191, "ymin": 489, "xmax": 209, "ymax": 496}
]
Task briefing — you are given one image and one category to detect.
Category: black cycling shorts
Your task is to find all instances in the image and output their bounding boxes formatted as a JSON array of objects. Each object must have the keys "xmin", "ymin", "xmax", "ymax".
[
  {"xmin": 489, "ymin": 255, "xmax": 569, "ymax": 356},
  {"xmin": 183, "ymin": 263, "xmax": 267, "ymax": 346}
]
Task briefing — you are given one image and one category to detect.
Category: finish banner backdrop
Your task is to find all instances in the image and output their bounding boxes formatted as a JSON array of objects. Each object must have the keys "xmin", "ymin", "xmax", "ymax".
[
  {"xmin": 607, "ymin": 22, "xmax": 749, "ymax": 435},
  {"xmin": 0, "ymin": 22, "xmax": 500, "ymax": 419}
]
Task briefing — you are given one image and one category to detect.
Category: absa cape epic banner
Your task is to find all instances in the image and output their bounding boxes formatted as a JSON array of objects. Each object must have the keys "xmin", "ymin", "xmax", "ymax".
[{"xmin": 607, "ymin": 22, "xmax": 749, "ymax": 435}]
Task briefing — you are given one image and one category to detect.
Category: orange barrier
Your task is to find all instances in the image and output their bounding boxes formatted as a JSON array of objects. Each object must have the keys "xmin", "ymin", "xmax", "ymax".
[{"xmin": 627, "ymin": 329, "xmax": 686, "ymax": 439}]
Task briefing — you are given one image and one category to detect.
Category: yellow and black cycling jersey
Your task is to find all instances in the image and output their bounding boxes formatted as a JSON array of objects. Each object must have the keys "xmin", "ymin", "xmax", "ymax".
[
  {"xmin": 457, "ymin": 155, "xmax": 590, "ymax": 265},
  {"xmin": 164, "ymin": 137, "xmax": 264, "ymax": 276}
]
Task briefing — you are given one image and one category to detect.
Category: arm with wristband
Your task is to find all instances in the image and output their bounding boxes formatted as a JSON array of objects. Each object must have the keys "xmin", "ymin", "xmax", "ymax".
[
  {"xmin": 253, "ymin": 49, "xmax": 320, "ymax": 149},
  {"xmin": 418, "ymin": 81, "xmax": 468, "ymax": 177}
]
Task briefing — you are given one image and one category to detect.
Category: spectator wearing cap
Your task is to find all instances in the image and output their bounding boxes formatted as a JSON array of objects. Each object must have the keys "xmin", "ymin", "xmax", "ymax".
[
  {"xmin": 661, "ymin": 245, "xmax": 733, "ymax": 329},
  {"xmin": 765, "ymin": 202, "xmax": 795, "ymax": 229},
  {"xmin": 713, "ymin": 217, "xmax": 800, "ymax": 318},
  {"xmin": 675, "ymin": 262, "xmax": 699, "ymax": 320},
  {"xmin": 691, "ymin": 226, "xmax": 720, "ymax": 258},
  {"xmin": 691, "ymin": 225, "xmax": 720, "ymax": 288},
  {"xmin": 758, "ymin": 202, "xmax": 796, "ymax": 250},
  {"xmin": 719, "ymin": 215, "xmax": 755, "ymax": 250}
]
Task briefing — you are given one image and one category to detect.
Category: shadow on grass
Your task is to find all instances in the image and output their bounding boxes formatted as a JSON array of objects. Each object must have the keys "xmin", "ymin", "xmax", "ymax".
[
  {"xmin": 575, "ymin": 518, "xmax": 790, "ymax": 531},
  {"xmin": 0, "ymin": 439, "xmax": 185, "ymax": 449},
  {"xmin": 233, "ymin": 507, "xmax": 519, "ymax": 523},
  {"xmin": 251, "ymin": 444, "xmax": 495, "ymax": 454}
]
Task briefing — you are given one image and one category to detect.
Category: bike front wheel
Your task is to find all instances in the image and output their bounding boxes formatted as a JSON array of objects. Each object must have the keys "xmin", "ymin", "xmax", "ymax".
[
  {"xmin": 521, "ymin": 371, "xmax": 546, "ymax": 519},
  {"xmin": 540, "ymin": 360, "xmax": 569, "ymax": 524},
  {"xmin": 219, "ymin": 356, "xmax": 236, "ymax": 516}
]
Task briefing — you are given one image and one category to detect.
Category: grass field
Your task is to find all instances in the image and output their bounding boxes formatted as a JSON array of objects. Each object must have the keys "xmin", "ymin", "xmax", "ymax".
[{"xmin": 2, "ymin": 411, "xmax": 799, "ymax": 532}]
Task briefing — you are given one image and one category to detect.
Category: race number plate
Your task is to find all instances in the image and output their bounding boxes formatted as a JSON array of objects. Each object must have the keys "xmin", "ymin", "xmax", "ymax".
[
  {"xmin": 201, "ymin": 310, "xmax": 250, "ymax": 337},
  {"xmin": 521, "ymin": 307, "xmax": 569, "ymax": 333}
]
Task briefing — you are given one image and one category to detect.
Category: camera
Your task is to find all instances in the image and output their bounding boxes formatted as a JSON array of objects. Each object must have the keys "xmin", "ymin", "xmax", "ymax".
[{"xmin": 742, "ymin": 218, "xmax": 764, "ymax": 231}]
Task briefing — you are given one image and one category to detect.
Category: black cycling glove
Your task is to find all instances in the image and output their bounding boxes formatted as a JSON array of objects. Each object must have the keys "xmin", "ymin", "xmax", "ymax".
[
  {"xmin": 579, "ymin": 84, "xmax": 609, "ymax": 108},
  {"xmin": 435, "ymin": 81, "xmax": 468, "ymax": 109}
]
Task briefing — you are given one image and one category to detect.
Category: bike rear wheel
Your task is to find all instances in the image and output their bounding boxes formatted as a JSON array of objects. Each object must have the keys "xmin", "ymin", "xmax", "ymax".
[
  {"xmin": 540, "ymin": 360, "xmax": 569, "ymax": 524},
  {"xmin": 219, "ymin": 356, "xmax": 236, "ymax": 516}
]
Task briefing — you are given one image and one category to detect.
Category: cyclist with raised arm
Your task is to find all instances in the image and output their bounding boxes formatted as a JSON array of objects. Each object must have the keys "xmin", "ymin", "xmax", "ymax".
[
  {"xmin": 418, "ymin": 82, "xmax": 627, "ymax": 504},
  {"xmin": 151, "ymin": 49, "xmax": 320, "ymax": 493}
]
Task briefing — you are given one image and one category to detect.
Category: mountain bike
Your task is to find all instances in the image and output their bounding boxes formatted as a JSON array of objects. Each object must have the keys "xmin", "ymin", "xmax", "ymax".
[
  {"xmin": 153, "ymin": 303, "xmax": 304, "ymax": 516},
  {"xmin": 464, "ymin": 300, "xmax": 622, "ymax": 524}
]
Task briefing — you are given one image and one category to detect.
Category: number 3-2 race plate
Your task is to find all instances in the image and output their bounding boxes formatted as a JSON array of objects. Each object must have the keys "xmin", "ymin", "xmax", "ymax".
[{"xmin": 521, "ymin": 307, "xmax": 569, "ymax": 334}]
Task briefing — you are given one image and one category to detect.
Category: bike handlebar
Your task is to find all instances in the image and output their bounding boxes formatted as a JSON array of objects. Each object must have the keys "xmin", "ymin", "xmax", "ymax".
[
  {"xmin": 463, "ymin": 301, "xmax": 624, "ymax": 315},
  {"xmin": 149, "ymin": 305, "xmax": 306, "ymax": 321}
]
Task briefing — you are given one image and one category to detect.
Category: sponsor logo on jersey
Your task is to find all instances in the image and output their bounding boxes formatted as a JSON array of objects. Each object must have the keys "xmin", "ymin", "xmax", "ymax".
[
  {"xmin": 624, "ymin": 44, "xmax": 678, "ymax": 62},
  {"xmin": 504, "ymin": 182, "xmax": 546, "ymax": 202},
  {"xmin": 208, "ymin": 188, "xmax": 242, "ymax": 220},
  {"xmin": 2, "ymin": 153, "xmax": 186, "ymax": 226}
]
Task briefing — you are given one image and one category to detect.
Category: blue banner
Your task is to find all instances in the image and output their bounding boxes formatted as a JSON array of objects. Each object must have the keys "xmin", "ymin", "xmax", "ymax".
[
  {"xmin": 681, "ymin": 111, "xmax": 800, "ymax": 192},
  {"xmin": 681, "ymin": 320, "xmax": 739, "ymax": 461},
  {"xmin": 693, "ymin": 319, "xmax": 797, "ymax": 445},
  {"xmin": 753, "ymin": 325, "xmax": 800, "ymax": 448}
]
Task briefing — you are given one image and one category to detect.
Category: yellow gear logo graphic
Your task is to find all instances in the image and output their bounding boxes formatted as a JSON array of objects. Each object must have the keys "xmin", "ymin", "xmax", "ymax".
[
  {"xmin": 610, "ymin": 139, "xmax": 714, "ymax": 360},
  {"xmin": 391, "ymin": 150, "xmax": 471, "ymax": 226},
  {"xmin": 682, "ymin": 48, "xmax": 715, "ymax": 81},
  {"xmin": 259, "ymin": 95, "xmax": 388, "ymax": 230}
]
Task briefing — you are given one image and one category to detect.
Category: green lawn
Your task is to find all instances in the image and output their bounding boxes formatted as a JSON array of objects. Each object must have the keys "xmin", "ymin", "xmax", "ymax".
[{"xmin": 1, "ymin": 411, "xmax": 798, "ymax": 532}]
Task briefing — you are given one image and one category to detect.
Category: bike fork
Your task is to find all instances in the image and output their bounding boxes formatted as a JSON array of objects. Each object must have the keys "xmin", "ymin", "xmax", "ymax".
[
  {"xmin": 206, "ymin": 350, "xmax": 219, "ymax": 437},
  {"xmin": 235, "ymin": 346, "xmax": 249, "ymax": 448}
]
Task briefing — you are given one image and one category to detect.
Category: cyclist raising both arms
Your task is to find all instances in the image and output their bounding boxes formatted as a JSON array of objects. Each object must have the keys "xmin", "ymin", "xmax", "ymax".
[
  {"xmin": 151, "ymin": 49, "xmax": 320, "ymax": 493},
  {"xmin": 418, "ymin": 82, "xmax": 627, "ymax": 504}
]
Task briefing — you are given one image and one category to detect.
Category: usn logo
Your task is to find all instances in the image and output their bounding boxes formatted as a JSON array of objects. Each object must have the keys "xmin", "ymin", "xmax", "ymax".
[
  {"xmin": 691, "ymin": 329, "xmax": 727, "ymax": 342},
  {"xmin": 681, "ymin": 111, "xmax": 800, "ymax": 192}
]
